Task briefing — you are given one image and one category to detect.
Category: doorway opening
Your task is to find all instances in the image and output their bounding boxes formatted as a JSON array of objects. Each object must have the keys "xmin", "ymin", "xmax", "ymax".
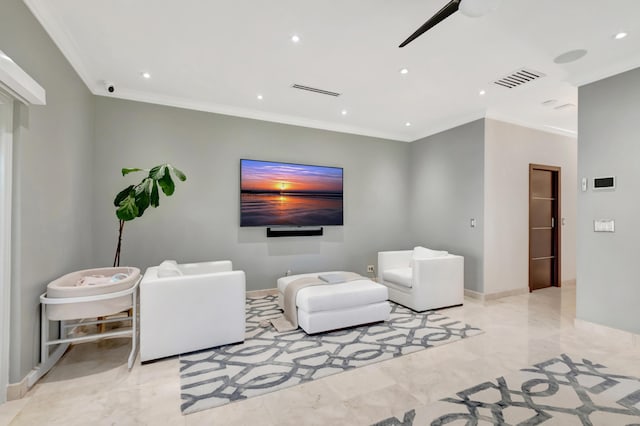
[{"xmin": 529, "ymin": 164, "xmax": 561, "ymax": 292}]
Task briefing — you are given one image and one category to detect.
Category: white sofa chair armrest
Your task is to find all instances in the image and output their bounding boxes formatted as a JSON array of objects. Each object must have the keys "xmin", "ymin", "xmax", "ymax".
[
  {"xmin": 140, "ymin": 268, "xmax": 246, "ymax": 361},
  {"xmin": 378, "ymin": 250, "xmax": 412, "ymax": 282},
  {"xmin": 411, "ymin": 255, "xmax": 463, "ymax": 285},
  {"xmin": 411, "ymin": 255, "xmax": 464, "ymax": 310},
  {"xmin": 178, "ymin": 260, "xmax": 232, "ymax": 275},
  {"xmin": 143, "ymin": 268, "xmax": 241, "ymax": 287}
]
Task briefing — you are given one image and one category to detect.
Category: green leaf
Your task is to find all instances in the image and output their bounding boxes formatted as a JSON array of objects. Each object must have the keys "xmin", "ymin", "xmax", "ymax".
[
  {"xmin": 116, "ymin": 194, "xmax": 138, "ymax": 221},
  {"xmin": 150, "ymin": 180, "xmax": 160, "ymax": 207},
  {"xmin": 134, "ymin": 179, "xmax": 152, "ymax": 217},
  {"xmin": 122, "ymin": 168, "xmax": 144, "ymax": 176},
  {"xmin": 149, "ymin": 165, "xmax": 166, "ymax": 180},
  {"xmin": 115, "ymin": 164, "xmax": 184, "ymax": 222},
  {"xmin": 169, "ymin": 165, "xmax": 187, "ymax": 182},
  {"xmin": 113, "ymin": 185, "xmax": 134, "ymax": 207},
  {"xmin": 158, "ymin": 172, "xmax": 175, "ymax": 196},
  {"xmin": 135, "ymin": 192, "xmax": 150, "ymax": 217},
  {"xmin": 134, "ymin": 178, "xmax": 152, "ymax": 195}
]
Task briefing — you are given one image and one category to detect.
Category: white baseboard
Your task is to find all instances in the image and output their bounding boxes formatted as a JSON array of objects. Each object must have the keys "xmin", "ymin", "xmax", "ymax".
[
  {"xmin": 6, "ymin": 342, "xmax": 70, "ymax": 400},
  {"xmin": 484, "ymin": 287, "xmax": 529, "ymax": 301},
  {"xmin": 574, "ymin": 318, "xmax": 640, "ymax": 347},
  {"xmin": 465, "ymin": 287, "xmax": 529, "ymax": 302},
  {"xmin": 464, "ymin": 289, "xmax": 484, "ymax": 301},
  {"xmin": 6, "ymin": 376, "xmax": 28, "ymax": 401}
]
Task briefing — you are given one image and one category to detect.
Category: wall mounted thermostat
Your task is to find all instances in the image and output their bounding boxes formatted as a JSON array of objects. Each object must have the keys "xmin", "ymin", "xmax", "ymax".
[{"xmin": 593, "ymin": 176, "xmax": 615, "ymax": 190}]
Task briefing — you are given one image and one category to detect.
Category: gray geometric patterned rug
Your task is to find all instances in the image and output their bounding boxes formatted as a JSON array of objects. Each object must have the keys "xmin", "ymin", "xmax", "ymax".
[
  {"xmin": 179, "ymin": 294, "xmax": 483, "ymax": 415},
  {"xmin": 373, "ymin": 353, "xmax": 640, "ymax": 425}
]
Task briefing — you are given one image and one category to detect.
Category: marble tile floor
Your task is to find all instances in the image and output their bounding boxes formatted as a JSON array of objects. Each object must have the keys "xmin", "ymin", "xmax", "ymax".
[{"xmin": 2, "ymin": 284, "xmax": 639, "ymax": 425}]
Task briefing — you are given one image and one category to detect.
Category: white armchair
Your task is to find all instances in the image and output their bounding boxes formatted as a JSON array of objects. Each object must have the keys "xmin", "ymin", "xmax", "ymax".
[
  {"xmin": 140, "ymin": 260, "xmax": 245, "ymax": 362},
  {"xmin": 378, "ymin": 248, "xmax": 464, "ymax": 312}
]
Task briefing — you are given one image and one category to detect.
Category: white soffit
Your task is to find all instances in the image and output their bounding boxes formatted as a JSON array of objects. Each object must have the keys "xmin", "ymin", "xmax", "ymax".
[{"xmin": 0, "ymin": 50, "xmax": 46, "ymax": 105}]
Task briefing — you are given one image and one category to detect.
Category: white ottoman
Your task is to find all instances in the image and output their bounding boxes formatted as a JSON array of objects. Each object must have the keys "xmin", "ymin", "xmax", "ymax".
[{"xmin": 277, "ymin": 272, "xmax": 391, "ymax": 334}]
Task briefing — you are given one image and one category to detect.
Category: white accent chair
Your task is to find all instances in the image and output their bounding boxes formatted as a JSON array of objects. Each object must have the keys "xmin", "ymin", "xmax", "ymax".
[
  {"xmin": 378, "ymin": 247, "xmax": 464, "ymax": 312},
  {"xmin": 140, "ymin": 260, "xmax": 245, "ymax": 362}
]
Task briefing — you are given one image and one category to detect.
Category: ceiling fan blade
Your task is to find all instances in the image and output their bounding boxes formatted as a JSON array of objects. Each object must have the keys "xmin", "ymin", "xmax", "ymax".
[{"xmin": 399, "ymin": 0, "xmax": 461, "ymax": 48}]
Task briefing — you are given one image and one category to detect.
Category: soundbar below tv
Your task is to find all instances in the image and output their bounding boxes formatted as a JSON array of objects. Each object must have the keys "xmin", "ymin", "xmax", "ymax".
[{"xmin": 240, "ymin": 159, "xmax": 343, "ymax": 227}]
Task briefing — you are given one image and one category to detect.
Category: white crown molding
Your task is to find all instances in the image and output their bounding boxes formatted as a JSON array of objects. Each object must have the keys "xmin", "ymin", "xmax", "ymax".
[
  {"xmin": 24, "ymin": 0, "xmax": 594, "ymax": 144},
  {"xmin": 0, "ymin": 50, "xmax": 45, "ymax": 105},
  {"xmin": 409, "ymin": 111, "xmax": 487, "ymax": 142},
  {"xmin": 23, "ymin": 0, "xmax": 97, "ymax": 95},
  {"xmin": 24, "ymin": 0, "xmax": 414, "ymax": 142},
  {"xmin": 22, "ymin": 0, "xmax": 418, "ymax": 143},
  {"xmin": 99, "ymin": 87, "xmax": 413, "ymax": 142},
  {"xmin": 485, "ymin": 113, "xmax": 578, "ymax": 139}
]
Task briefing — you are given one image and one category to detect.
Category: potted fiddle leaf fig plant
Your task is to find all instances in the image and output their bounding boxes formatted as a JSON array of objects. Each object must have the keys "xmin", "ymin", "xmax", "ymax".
[{"xmin": 112, "ymin": 163, "xmax": 186, "ymax": 266}]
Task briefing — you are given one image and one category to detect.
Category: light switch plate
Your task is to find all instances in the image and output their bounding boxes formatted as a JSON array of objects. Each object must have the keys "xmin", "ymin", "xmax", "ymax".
[{"xmin": 594, "ymin": 219, "xmax": 615, "ymax": 232}]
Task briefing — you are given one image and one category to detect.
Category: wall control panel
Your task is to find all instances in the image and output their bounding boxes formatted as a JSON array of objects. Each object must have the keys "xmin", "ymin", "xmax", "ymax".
[
  {"xmin": 594, "ymin": 219, "xmax": 615, "ymax": 232},
  {"xmin": 593, "ymin": 176, "xmax": 615, "ymax": 190}
]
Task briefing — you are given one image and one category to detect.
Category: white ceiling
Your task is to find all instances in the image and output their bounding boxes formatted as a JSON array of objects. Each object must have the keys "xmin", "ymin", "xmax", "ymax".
[{"xmin": 24, "ymin": 0, "xmax": 640, "ymax": 142}]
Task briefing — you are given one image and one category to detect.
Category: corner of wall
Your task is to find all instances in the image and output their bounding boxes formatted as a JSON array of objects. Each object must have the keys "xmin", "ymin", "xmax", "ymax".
[{"xmin": 408, "ymin": 119, "xmax": 486, "ymax": 294}]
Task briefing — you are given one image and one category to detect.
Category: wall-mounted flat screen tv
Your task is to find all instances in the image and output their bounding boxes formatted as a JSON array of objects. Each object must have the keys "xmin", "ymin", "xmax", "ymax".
[{"xmin": 240, "ymin": 159, "xmax": 343, "ymax": 227}]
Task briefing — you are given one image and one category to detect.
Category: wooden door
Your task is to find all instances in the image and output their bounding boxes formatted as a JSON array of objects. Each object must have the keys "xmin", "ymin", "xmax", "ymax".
[{"xmin": 529, "ymin": 164, "xmax": 561, "ymax": 291}]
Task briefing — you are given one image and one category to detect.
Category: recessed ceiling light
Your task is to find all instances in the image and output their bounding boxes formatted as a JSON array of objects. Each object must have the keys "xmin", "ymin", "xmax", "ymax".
[
  {"xmin": 291, "ymin": 34, "xmax": 300, "ymax": 43},
  {"xmin": 479, "ymin": 89, "xmax": 486, "ymax": 96},
  {"xmin": 614, "ymin": 32, "xmax": 628, "ymax": 40},
  {"xmin": 400, "ymin": 68, "xmax": 409, "ymax": 75},
  {"xmin": 257, "ymin": 94, "xmax": 263, "ymax": 100},
  {"xmin": 141, "ymin": 72, "xmax": 151, "ymax": 79},
  {"xmin": 405, "ymin": 122, "xmax": 411, "ymax": 127},
  {"xmin": 341, "ymin": 109, "xmax": 348, "ymax": 116}
]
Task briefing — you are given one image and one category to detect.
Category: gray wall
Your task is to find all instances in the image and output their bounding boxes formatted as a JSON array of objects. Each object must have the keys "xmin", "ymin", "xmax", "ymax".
[
  {"xmin": 577, "ymin": 67, "xmax": 640, "ymax": 334},
  {"xmin": 93, "ymin": 97, "xmax": 411, "ymax": 290},
  {"xmin": 1, "ymin": 0, "xmax": 95, "ymax": 381},
  {"xmin": 409, "ymin": 120, "xmax": 485, "ymax": 292}
]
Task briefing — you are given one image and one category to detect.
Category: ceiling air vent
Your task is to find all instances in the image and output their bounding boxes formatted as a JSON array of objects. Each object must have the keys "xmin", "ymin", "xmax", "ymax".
[
  {"xmin": 493, "ymin": 68, "xmax": 546, "ymax": 89},
  {"xmin": 291, "ymin": 84, "xmax": 341, "ymax": 97}
]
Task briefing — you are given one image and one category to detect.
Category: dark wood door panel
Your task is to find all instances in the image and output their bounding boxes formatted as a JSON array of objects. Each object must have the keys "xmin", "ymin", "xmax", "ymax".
[
  {"xmin": 530, "ymin": 170, "xmax": 553, "ymax": 198},
  {"xmin": 529, "ymin": 164, "xmax": 560, "ymax": 292},
  {"xmin": 530, "ymin": 199, "xmax": 553, "ymax": 228},
  {"xmin": 530, "ymin": 259, "xmax": 553, "ymax": 290},
  {"xmin": 531, "ymin": 230, "xmax": 553, "ymax": 258}
]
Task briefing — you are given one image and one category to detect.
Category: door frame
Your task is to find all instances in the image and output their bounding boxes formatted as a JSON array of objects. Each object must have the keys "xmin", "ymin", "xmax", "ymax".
[
  {"xmin": 0, "ymin": 90, "xmax": 13, "ymax": 404},
  {"xmin": 528, "ymin": 163, "xmax": 561, "ymax": 292},
  {"xmin": 0, "ymin": 51, "xmax": 45, "ymax": 403}
]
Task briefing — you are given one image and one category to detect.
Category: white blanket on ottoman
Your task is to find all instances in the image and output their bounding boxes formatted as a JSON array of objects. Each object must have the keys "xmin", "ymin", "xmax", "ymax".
[
  {"xmin": 272, "ymin": 272, "xmax": 364, "ymax": 332},
  {"xmin": 275, "ymin": 272, "xmax": 390, "ymax": 334}
]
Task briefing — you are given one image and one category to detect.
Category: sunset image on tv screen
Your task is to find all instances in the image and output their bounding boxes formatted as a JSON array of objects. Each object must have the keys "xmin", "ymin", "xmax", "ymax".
[{"xmin": 240, "ymin": 159, "xmax": 343, "ymax": 226}]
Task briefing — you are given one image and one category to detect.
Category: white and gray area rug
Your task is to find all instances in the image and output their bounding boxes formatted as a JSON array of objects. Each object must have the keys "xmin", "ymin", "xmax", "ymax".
[
  {"xmin": 179, "ymin": 294, "xmax": 483, "ymax": 415},
  {"xmin": 373, "ymin": 353, "xmax": 640, "ymax": 425}
]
